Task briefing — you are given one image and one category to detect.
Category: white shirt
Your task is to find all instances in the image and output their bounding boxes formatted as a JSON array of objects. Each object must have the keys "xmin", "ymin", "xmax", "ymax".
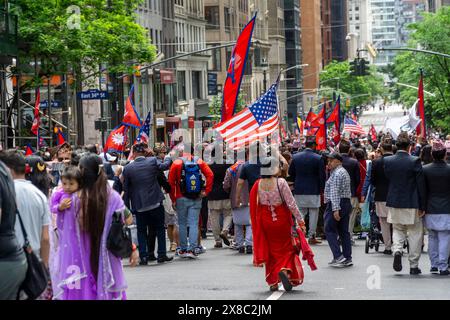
[{"xmin": 14, "ymin": 179, "xmax": 51, "ymax": 259}]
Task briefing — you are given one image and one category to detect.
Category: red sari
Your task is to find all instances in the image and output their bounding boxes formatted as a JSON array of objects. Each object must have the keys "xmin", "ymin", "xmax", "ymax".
[{"xmin": 249, "ymin": 180, "xmax": 304, "ymax": 287}]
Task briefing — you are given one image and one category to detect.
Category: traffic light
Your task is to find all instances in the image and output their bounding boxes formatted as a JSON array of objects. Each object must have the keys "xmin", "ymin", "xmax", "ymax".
[
  {"xmin": 359, "ymin": 58, "xmax": 370, "ymax": 76},
  {"xmin": 349, "ymin": 58, "xmax": 359, "ymax": 76}
]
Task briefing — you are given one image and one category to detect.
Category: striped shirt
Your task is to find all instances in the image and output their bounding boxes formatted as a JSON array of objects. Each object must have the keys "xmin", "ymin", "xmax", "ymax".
[{"xmin": 324, "ymin": 166, "xmax": 352, "ymax": 211}]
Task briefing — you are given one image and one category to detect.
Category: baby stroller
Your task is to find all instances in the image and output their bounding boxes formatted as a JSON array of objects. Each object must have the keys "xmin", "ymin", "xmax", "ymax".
[{"xmin": 364, "ymin": 200, "xmax": 384, "ymax": 254}]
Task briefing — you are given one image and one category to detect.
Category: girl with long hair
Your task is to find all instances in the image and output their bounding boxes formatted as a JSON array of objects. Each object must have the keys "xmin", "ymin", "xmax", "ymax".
[{"xmin": 52, "ymin": 154, "xmax": 138, "ymax": 300}]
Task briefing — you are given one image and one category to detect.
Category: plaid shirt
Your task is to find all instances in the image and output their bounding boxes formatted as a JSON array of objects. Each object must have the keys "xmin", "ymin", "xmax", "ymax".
[{"xmin": 324, "ymin": 165, "xmax": 352, "ymax": 211}]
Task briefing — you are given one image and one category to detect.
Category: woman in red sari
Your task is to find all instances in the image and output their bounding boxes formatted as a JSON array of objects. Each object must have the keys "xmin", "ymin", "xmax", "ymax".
[{"xmin": 250, "ymin": 157, "xmax": 312, "ymax": 292}]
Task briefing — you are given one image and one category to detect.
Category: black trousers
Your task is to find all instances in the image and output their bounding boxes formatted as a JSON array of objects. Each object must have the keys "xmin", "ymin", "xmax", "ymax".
[{"xmin": 135, "ymin": 205, "xmax": 167, "ymax": 258}]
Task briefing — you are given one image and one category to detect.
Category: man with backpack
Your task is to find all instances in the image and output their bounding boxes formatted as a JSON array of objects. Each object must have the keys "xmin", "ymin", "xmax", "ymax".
[{"xmin": 168, "ymin": 146, "xmax": 214, "ymax": 259}]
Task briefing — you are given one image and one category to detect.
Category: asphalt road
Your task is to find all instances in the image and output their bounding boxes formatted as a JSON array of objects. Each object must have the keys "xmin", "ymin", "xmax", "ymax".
[{"xmin": 123, "ymin": 235, "xmax": 450, "ymax": 300}]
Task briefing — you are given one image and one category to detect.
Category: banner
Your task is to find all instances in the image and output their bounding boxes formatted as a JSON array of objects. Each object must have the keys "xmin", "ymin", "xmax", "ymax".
[
  {"xmin": 385, "ymin": 99, "xmax": 421, "ymax": 139},
  {"xmin": 221, "ymin": 14, "xmax": 257, "ymax": 122},
  {"xmin": 416, "ymin": 70, "xmax": 426, "ymax": 138}
]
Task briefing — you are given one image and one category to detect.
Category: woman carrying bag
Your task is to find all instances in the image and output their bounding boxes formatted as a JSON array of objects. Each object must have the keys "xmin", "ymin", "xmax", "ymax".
[{"xmin": 249, "ymin": 157, "xmax": 316, "ymax": 292}]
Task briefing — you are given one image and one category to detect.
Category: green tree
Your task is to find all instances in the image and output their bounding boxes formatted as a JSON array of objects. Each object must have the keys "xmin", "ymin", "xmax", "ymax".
[
  {"xmin": 209, "ymin": 93, "xmax": 246, "ymax": 121},
  {"xmin": 392, "ymin": 7, "xmax": 450, "ymax": 134},
  {"xmin": 319, "ymin": 60, "xmax": 385, "ymax": 110},
  {"xmin": 11, "ymin": 0, "xmax": 156, "ymax": 81}
]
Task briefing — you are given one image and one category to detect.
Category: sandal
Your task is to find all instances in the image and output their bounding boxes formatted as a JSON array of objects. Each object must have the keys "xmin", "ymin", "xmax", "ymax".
[{"xmin": 278, "ymin": 271, "xmax": 293, "ymax": 292}]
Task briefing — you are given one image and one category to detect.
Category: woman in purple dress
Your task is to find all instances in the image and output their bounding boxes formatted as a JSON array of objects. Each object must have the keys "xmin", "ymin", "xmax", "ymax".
[{"xmin": 52, "ymin": 154, "xmax": 138, "ymax": 300}]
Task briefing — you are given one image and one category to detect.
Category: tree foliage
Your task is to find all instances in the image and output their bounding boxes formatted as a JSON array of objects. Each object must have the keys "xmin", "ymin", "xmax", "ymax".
[
  {"xmin": 392, "ymin": 7, "xmax": 450, "ymax": 134},
  {"xmin": 209, "ymin": 93, "xmax": 246, "ymax": 121},
  {"xmin": 319, "ymin": 60, "xmax": 386, "ymax": 110},
  {"xmin": 10, "ymin": 0, "xmax": 156, "ymax": 83}
]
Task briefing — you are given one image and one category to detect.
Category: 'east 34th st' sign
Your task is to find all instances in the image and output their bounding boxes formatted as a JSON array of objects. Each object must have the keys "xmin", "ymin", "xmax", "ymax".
[{"xmin": 77, "ymin": 89, "xmax": 109, "ymax": 100}]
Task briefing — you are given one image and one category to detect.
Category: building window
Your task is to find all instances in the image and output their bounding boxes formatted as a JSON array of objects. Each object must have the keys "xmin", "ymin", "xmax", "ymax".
[
  {"xmin": 192, "ymin": 71, "xmax": 202, "ymax": 99},
  {"xmin": 177, "ymin": 71, "xmax": 186, "ymax": 101},
  {"xmin": 205, "ymin": 6, "xmax": 219, "ymax": 29},
  {"xmin": 208, "ymin": 46, "xmax": 222, "ymax": 71},
  {"xmin": 224, "ymin": 7, "xmax": 231, "ymax": 31}
]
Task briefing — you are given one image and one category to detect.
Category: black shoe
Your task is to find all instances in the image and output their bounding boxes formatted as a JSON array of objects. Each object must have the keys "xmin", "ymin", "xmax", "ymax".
[
  {"xmin": 430, "ymin": 267, "xmax": 439, "ymax": 274},
  {"xmin": 139, "ymin": 257, "xmax": 148, "ymax": 266},
  {"xmin": 201, "ymin": 230, "xmax": 207, "ymax": 239},
  {"xmin": 383, "ymin": 249, "xmax": 393, "ymax": 255},
  {"xmin": 410, "ymin": 267, "xmax": 422, "ymax": 275},
  {"xmin": 278, "ymin": 271, "xmax": 293, "ymax": 292},
  {"xmin": 246, "ymin": 246, "xmax": 253, "ymax": 254},
  {"xmin": 157, "ymin": 256, "xmax": 174, "ymax": 263},
  {"xmin": 148, "ymin": 255, "xmax": 157, "ymax": 262},
  {"xmin": 220, "ymin": 232, "xmax": 231, "ymax": 246},
  {"xmin": 439, "ymin": 270, "xmax": 450, "ymax": 276},
  {"xmin": 393, "ymin": 252, "xmax": 402, "ymax": 272},
  {"xmin": 238, "ymin": 247, "xmax": 245, "ymax": 254}
]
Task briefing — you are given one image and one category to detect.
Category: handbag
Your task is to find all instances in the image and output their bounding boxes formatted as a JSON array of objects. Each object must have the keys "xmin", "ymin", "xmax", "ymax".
[
  {"xmin": 107, "ymin": 211, "xmax": 133, "ymax": 258},
  {"xmin": 16, "ymin": 210, "xmax": 50, "ymax": 300},
  {"xmin": 275, "ymin": 179, "xmax": 303, "ymax": 254}
]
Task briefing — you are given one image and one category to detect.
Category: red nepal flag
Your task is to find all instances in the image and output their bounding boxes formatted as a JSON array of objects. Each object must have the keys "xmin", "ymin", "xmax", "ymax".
[
  {"xmin": 25, "ymin": 144, "xmax": 34, "ymax": 156},
  {"xmin": 31, "ymin": 88, "xmax": 41, "ymax": 135},
  {"xmin": 221, "ymin": 14, "xmax": 257, "ymax": 122},
  {"xmin": 104, "ymin": 125, "xmax": 128, "ymax": 153},
  {"xmin": 326, "ymin": 96, "xmax": 341, "ymax": 144},
  {"xmin": 304, "ymin": 108, "xmax": 316, "ymax": 129},
  {"xmin": 416, "ymin": 70, "xmax": 426, "ymax": 138},
  {"xmin": 314, "ymin": 107, "xmax": 327, "ymax": 150},
  {"xmin": 122, "ymin": 85, "xmax": 142, "ymax": 128}
]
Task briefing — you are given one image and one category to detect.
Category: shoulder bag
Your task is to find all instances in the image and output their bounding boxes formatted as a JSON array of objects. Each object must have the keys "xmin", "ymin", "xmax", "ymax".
[
  {"xmin": 16, "ymin": 210, "xmax": 50, "ymax": 300},
  {"xmin": 107, "ymin": 211, "xmax": 133, "ymax": 258}
]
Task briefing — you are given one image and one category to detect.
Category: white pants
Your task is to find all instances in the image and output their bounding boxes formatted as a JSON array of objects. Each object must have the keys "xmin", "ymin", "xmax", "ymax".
[{"xmin": 392, "ymin": 219, "xmax": 424, "ymax": 269}]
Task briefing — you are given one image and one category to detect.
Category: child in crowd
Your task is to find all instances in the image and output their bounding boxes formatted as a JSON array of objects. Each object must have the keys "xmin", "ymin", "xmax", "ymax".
[
  {"xmin": 48, "ymin": 166, "xmax": 82, "ymax": 295},
  {"xmin": 50, "ymin": 166, "xmax": 82, "ymax": 215}
]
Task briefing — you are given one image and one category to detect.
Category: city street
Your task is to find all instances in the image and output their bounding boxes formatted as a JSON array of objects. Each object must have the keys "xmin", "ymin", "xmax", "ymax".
[
  {"xmin": 358, "ymin": 102, "xmax": 406, "ymax": 132},
  {"xmin": 123, "ymin": 235, "xmax": 450, "ymax": 300}
]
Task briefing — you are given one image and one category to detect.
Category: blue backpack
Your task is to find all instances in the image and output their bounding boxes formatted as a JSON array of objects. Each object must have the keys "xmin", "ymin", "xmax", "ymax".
[{"xmin": 180, "ymin": 157, "xmax": 204, "ymax": 199}]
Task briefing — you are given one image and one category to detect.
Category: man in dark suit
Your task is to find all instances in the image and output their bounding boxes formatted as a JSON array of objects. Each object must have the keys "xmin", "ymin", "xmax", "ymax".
[
  {"xmin": 384, "ymin": 132, "xmax": 426, "ymax": 275},
  {"xmin": 369, "ymin": 137, "xmax": 394, "ymax": 255},
  {"xmin": 288, "ymin": 136, "xmax": 326, "ymax": 244},
  {"xmin": 338, "ymin": 139, "xmax": 361, "ymax": 242},
  {"xmin": 123, "ymin": 142, "xmax": 173, "ymax": 265},
  {"xmin": 422, "ymin": 140, "xmax": 450, "ymax": 275}
]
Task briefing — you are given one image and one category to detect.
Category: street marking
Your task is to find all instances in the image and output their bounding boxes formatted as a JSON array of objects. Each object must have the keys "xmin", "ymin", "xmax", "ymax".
[
  {"xmin": 266, "ymin": 285, "xmax": 285, "ymax": 300},
  {"xmin": 334, "ymin": 288, "xmax": 345, "ymax": 290}
]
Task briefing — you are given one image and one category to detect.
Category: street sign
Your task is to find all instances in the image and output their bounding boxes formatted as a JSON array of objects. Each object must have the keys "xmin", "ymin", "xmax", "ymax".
[
  {"xmin": 208, "ymin": 73, "xmax": 218, "ymax": 96},
  {"xmin": 156, "ymin": 118, "xmax": 165, "ymax": 126},
  {"xmin": 77, "ymin": 89, "xmax": 109, "ymax": 100},
  {"xmin": 40, "ymin": 100, "xmax": 61, "ymax": 108}
]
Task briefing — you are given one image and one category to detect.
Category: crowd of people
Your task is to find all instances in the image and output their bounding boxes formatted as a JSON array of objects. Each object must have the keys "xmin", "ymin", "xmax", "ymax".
[{"xmin": 0, "ymin": 130, "xmax": 449, "ymax": 300}]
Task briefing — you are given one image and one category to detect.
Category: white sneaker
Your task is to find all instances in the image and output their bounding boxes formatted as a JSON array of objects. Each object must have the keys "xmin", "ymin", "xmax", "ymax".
[{"xmin": 186, "ymin": 251, "xmax": 198, "ymax": 259}]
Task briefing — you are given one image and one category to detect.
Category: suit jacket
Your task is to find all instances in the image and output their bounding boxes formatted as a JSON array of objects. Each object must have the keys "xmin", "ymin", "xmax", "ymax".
[
  {"xmin": 384, "ymin": 150, "xmax": 425, "ymax": 210},
  {"xmin": 288, "ymin": 149, "xmax": 325, "ymax": 195},
  {"xmin": 207, "ymin": 163, "xmax": 232, "ymax": 201},
  {"xmin": 122, "ymin": 156, "xmax": 172, "ymax": 211},
  {"xmin": 370, "ymin": 153, "xmax": 393, "ymax": 202},
  {"xmin": 341, "ymin": 154, "xmax": 360, "ymax": 197},
  {"xmin": 423, "ymin": 161, "xmax": 450, "ymax": 214}
]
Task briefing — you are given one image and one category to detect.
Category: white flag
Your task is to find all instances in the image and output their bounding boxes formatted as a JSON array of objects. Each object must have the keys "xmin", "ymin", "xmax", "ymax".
[{"xmin": 385, "ymin": 100, "xmax": 421, "ymax": 139}]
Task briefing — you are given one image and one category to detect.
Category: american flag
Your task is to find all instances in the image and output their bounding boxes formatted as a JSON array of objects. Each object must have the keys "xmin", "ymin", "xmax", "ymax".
[
  {"xmin": 343, "ymin": 117, "xmax": 365, "ymax": 135},
  {"xmin": 215, "ymin": 81, "xmax": 280, "ymax": 150},
  {"xmin": 136, "ymin": 111, "xmax": 151, "ymax": 144}
]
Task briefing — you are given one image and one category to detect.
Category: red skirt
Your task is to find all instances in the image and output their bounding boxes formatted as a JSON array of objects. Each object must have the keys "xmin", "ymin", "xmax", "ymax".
[{"xmin": 257, "ymin": 204, "xmax": 304, "ymax": 287}]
